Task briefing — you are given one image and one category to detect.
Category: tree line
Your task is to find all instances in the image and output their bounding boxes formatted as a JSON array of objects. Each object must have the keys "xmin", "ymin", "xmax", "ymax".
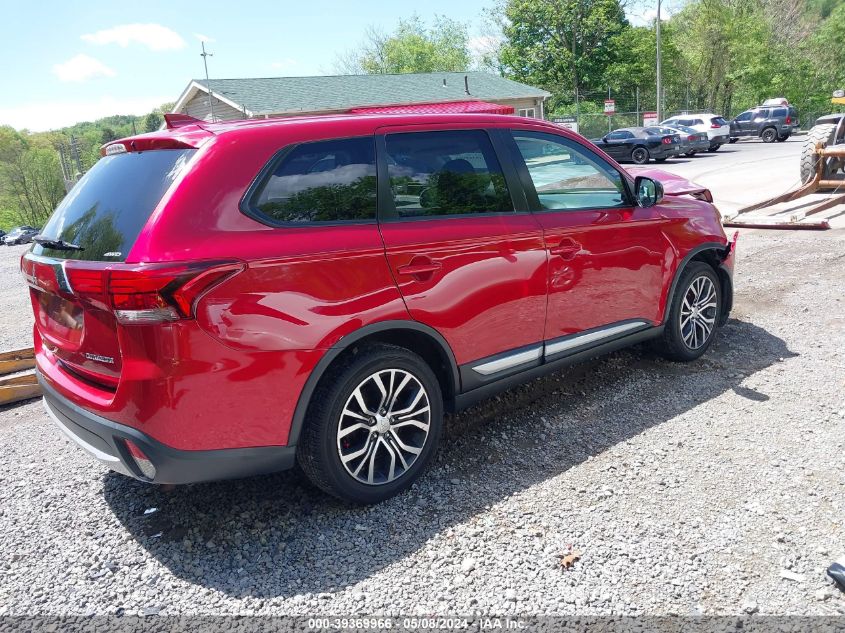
[
  {"xmin": 2, "ymin": 0, "xmax": 843, "ymax": 229},
  {"xmin": 0, "ymin": 106, "xmax": 171, "ymax": 230}
]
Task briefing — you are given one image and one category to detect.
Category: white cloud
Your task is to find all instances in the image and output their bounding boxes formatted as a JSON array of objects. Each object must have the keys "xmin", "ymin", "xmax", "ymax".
[
  {"xmin": 82, "ymin": 23, "xmax": 186, "ymax": 51},
  {"xmin": 0, "ymin": 95, "xmax": 172, "ymax": 132},
  {"xmin": 194, "ymin": 33, "xmax": 215, "ymax": 43},
  {"xmin": 53, "ymin": 54, "xmax": 116, "ymax": 82}
]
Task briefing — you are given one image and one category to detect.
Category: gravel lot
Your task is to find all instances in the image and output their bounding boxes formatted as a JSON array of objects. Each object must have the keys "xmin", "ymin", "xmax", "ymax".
[{"xmin": 1, "ymin": 141, "xmax": 844, "ymax": 618}]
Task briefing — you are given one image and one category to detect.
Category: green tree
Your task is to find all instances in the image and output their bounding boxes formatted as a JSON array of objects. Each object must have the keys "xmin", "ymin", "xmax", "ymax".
[
  {"xmin": 495, "ymin": 0, "xmax": 629, "ymax": 110},
  {"xmin": 143, "ymin": 111, "xmax": 163, "ymax": 133},
  {"xmin": 100, "ymin": 127, "xmax": 118, "ymax": 144},
  {"xmin": 0, "ymin": 126, "xmax": 65, "ymax": 227},
  {"xmin": 336, "ymin": 15, "xmax": 470, "ymax": 74}
]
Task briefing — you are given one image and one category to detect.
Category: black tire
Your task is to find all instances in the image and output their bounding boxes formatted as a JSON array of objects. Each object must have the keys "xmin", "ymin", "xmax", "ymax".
[
  {"xmin": 799, "ymin": 123, "xmax": 838, "ymax": 184},
  {"xmin": 685, "ymin": 150, "xmax": 696, "ymax": 157},
  {"xmin": 652, "ymin": 262, "xmax": 721, "ymax": 362},
  {"xmin": 297, "ymin": 343, "xmax": 443, "ymax": 504},
  {"xmin": 729, "ymin": 137, "xmax": 738, "ymax": 144},
  {"xmin": 707, "ymin": 144, "xmax": 721, "ymax": 152},
  {"xmin": 631, "ymin": 146, "xmax": 650, "ymax": 164},
  {"xmin": 655, "ymin": 157, "xmax": 667, "ymax": 162},
  {"xmin": 776, "ymin": 135, "xmax": 788, "ymax": 142},
  {"xmin": 760, "ymin": 127, "xmax": 777, "ymax": 143}
]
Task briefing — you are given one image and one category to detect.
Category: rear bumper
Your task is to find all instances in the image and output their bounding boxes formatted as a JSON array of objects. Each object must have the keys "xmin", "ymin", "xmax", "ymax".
[
  {"xmin": 39, "ymin": 373, "xmax": 296, "ymax": 484},
  {"xmin": 709, "ymin": 134, "xmax": 729, "ymax": 145}
]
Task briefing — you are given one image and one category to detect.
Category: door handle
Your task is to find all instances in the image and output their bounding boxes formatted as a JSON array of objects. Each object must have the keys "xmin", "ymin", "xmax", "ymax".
[
  {"xmin": 396, "ymin": 257, "xmax": 442, "ymax": 279},
  {"xmin": 549, "ymin": 239, "xmax": 582, "ymax": 260}
]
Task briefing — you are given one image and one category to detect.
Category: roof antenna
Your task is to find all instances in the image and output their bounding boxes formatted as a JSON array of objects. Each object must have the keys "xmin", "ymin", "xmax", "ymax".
[
  {"xmin": 200, "ymin": 41, "xmax": 215, "ymax": 122},
  {"xmin": 464, "ymin": 75, "xmax": 470, "ymax": 95}
]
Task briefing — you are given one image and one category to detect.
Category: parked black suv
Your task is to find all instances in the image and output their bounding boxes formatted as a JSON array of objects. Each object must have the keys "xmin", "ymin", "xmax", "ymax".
[{"xmin": 729, "ymin": 105, "xmax": 798, "ymax": 143}]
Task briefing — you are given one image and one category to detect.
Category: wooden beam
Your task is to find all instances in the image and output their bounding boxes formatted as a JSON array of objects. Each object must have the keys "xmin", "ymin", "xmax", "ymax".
[
  {"xmin": 0, "ymin": 347, "xmax": 35, "ymax": 376},
  {"xmin": 0, "ymin": 371, "xmax": 41, "ymax": 406}
]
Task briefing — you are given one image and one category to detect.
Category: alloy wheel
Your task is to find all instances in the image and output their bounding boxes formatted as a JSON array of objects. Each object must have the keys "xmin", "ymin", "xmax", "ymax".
[
  {"xmin": 336, "ymin": 369, "xmax": 431, "ymax": 486},
  {"xmin": 632, "ymin": 148, "xmax": 648, "ymax": 164},
  {"xmin": 679, "ymin": 275, "xmax": 718, "ymax": 350}
]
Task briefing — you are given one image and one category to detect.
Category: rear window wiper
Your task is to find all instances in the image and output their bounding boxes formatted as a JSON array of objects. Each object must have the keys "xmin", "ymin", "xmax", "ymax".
[{"xmin": 32, "ymin": 235, "xmax": 84, "ymax": 251}]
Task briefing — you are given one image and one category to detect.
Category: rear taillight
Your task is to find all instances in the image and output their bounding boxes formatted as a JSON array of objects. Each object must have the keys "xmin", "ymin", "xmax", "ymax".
[
  {"xmin": 661, "ymin": 137, "xmax": 673, "ymax": 144},
  {"xmin": 107, "ymin": 262, "xmax": 243, "ymax": 325},
  {"xmin": 24, "ymin": 255, "xmax": 244, "ymax": 325},
  {"xmin": 688, "ymin": 135, "xmax": 695, "ymax": 141},
  {"xmin": 785, "ymin": 116, "xmax": 792, "ymax": 124},
  {"xmin": 711, "ymin": 123, "xmax": 721, "ymax": 128}
]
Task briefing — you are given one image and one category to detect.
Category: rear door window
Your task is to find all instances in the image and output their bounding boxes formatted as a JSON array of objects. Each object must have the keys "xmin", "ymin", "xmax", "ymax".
[
  {"xmin": 382, "ymin": 130, "xmax": 514, "ymax": 219},
  {"xmin": 248, "ymin": 137, "xmax": 377, "ymax": 224},
  {"xmin": 33, "ymin": 149, "xmax": 196, "ymax": 262}
]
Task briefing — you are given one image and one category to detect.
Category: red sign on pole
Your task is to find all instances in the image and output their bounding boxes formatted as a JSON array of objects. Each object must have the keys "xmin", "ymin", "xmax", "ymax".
[{"xmin": 604, "ymin": 99, "xmax": 616, "ymax": 115}]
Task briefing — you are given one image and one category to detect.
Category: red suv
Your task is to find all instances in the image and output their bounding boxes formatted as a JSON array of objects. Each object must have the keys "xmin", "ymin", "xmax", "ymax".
[{"xmin": 23, "ymin": 113, "xmax": 736, "ymax": 503}]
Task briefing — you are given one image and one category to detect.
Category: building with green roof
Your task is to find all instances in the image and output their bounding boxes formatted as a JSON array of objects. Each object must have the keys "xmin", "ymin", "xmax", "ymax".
[{"xmin": 173, "ymin": 71, "xmax": 550, "ymax": 121}]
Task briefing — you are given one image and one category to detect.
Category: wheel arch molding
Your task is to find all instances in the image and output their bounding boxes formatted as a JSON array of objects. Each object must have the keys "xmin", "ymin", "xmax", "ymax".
[
  {"xmin": 286, "ymin": 320, "xmax": 460, "ymax": 447},
  {"xmin": 663, "ymin": 242, "xmax": 732, "ymax": 326}
]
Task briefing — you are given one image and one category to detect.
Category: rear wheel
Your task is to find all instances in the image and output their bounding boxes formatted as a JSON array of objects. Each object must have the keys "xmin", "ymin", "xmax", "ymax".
[
  {"xmin": 652, "ymin": 262, "xmax": 721, "ymax": 362},
  {"xmin": 760, "ymin": 127, "xmax": 777, "ymax": 143},
  {"xmin": 631, "ymin": 146, "xmax": 650, "ymax": 164},
  {"xmin": 799, "ymin": 123, "xmax": 839, "ymax": 184},
  {"xmin": 685, "ymin": 150, "xmax": 696, "ymax": 157},
  {"xmin": 297, "ymin": 343, "xmax": 443, "ymax": 504},
  {"xmin": 776, "ymin": 135, "xmax": 788, "ymax": 142},
  {"xmin": 707, "ymin": 144, "xmax": 721, "ymax": 152}
]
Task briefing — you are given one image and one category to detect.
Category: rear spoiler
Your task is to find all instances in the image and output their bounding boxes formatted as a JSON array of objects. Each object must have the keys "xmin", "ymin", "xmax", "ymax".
[
  {"xmin": 99, "ymin": 114, "xmax": 210, "ymax": 156},
  {"xmin": 163, "ymin": 113, "xmax": 204, "ymax": 129}
]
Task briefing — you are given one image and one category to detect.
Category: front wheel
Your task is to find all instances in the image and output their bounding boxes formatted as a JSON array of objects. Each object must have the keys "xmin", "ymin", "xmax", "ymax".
[
  {"xmin": 652, "ymin": 262, "xmax": 721, "ymax": 362},
  {"xmin": 297, "ymin": 343, "xmax": 443, "ymax": 504},
  {"xmin": 631, "ymin": 146, "xmax": 650, "ymax": 164}
]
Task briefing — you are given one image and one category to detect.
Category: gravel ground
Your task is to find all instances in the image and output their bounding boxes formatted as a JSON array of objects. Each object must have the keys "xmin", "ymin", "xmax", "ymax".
[{"xmin": 0, "ymin": 226, "xmax": 844, "ymax": 618}]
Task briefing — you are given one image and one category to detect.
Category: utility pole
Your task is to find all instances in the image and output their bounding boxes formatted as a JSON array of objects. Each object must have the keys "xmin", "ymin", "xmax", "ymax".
[
  {"xmin": 608, "ymin": 86, "xmax": 612, "ymax": 133},
  {"xmin": 656, "ymin": 0, "xmax": 662, "ymax": 122},
  {"xmin": 201, "ymin": 41, "xmax": 215, "ymax": 122}
]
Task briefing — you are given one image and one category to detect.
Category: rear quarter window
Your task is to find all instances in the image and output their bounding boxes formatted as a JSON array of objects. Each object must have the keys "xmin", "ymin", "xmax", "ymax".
[
  {"xmin": 32, "ymin": 149, "xmax": 196, "ymax": 262},
  {"xmin": 246, "ymin": 137, "xmax": 377, "ymax": 225}
]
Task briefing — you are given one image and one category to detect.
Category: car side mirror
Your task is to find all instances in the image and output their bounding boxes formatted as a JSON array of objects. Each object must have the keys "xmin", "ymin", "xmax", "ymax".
[{"xmin": 634, "ymin": 176, "xmax": 664, "ymax": 208}]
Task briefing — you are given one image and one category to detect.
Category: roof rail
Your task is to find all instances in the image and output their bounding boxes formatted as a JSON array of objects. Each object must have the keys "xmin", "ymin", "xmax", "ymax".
[{"xmin": 164, "ymin": 113, "xmax": 203, "ymax": 129}]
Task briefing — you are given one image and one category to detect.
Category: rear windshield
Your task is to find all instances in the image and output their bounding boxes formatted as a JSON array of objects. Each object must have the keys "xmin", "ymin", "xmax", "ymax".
[{"xmin": 32, "ymin": 149, "xmax": 196, "ymax": 261}]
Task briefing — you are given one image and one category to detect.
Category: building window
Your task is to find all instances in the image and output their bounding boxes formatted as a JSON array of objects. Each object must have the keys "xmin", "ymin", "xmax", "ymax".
[{"xmin": 517, "ymin": 108, "xmax": 537, "ymax": 118}]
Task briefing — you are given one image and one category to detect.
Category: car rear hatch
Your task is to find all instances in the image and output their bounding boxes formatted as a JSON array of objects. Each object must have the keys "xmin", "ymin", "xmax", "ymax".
[{"xmin": 22, "ymin": 139, "xmax": 203, "ymax": 391}]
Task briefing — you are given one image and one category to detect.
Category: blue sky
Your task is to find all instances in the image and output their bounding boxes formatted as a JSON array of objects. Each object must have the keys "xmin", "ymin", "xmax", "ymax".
[{"xmin": 0, "ymin": 0, "xmax": 658, "ymax": 131}]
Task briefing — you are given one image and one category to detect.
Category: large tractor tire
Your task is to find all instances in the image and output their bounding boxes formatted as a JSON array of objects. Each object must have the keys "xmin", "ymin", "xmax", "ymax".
[{"xmin": 800, "ymin": 123, "xmax": 838, "ymax": 184}]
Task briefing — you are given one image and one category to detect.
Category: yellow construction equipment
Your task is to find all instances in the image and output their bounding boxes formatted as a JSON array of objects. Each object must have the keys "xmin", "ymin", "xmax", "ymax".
[{"xmin": 724, "ymin": 90, "xmax": 844, "ymax": 229}]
